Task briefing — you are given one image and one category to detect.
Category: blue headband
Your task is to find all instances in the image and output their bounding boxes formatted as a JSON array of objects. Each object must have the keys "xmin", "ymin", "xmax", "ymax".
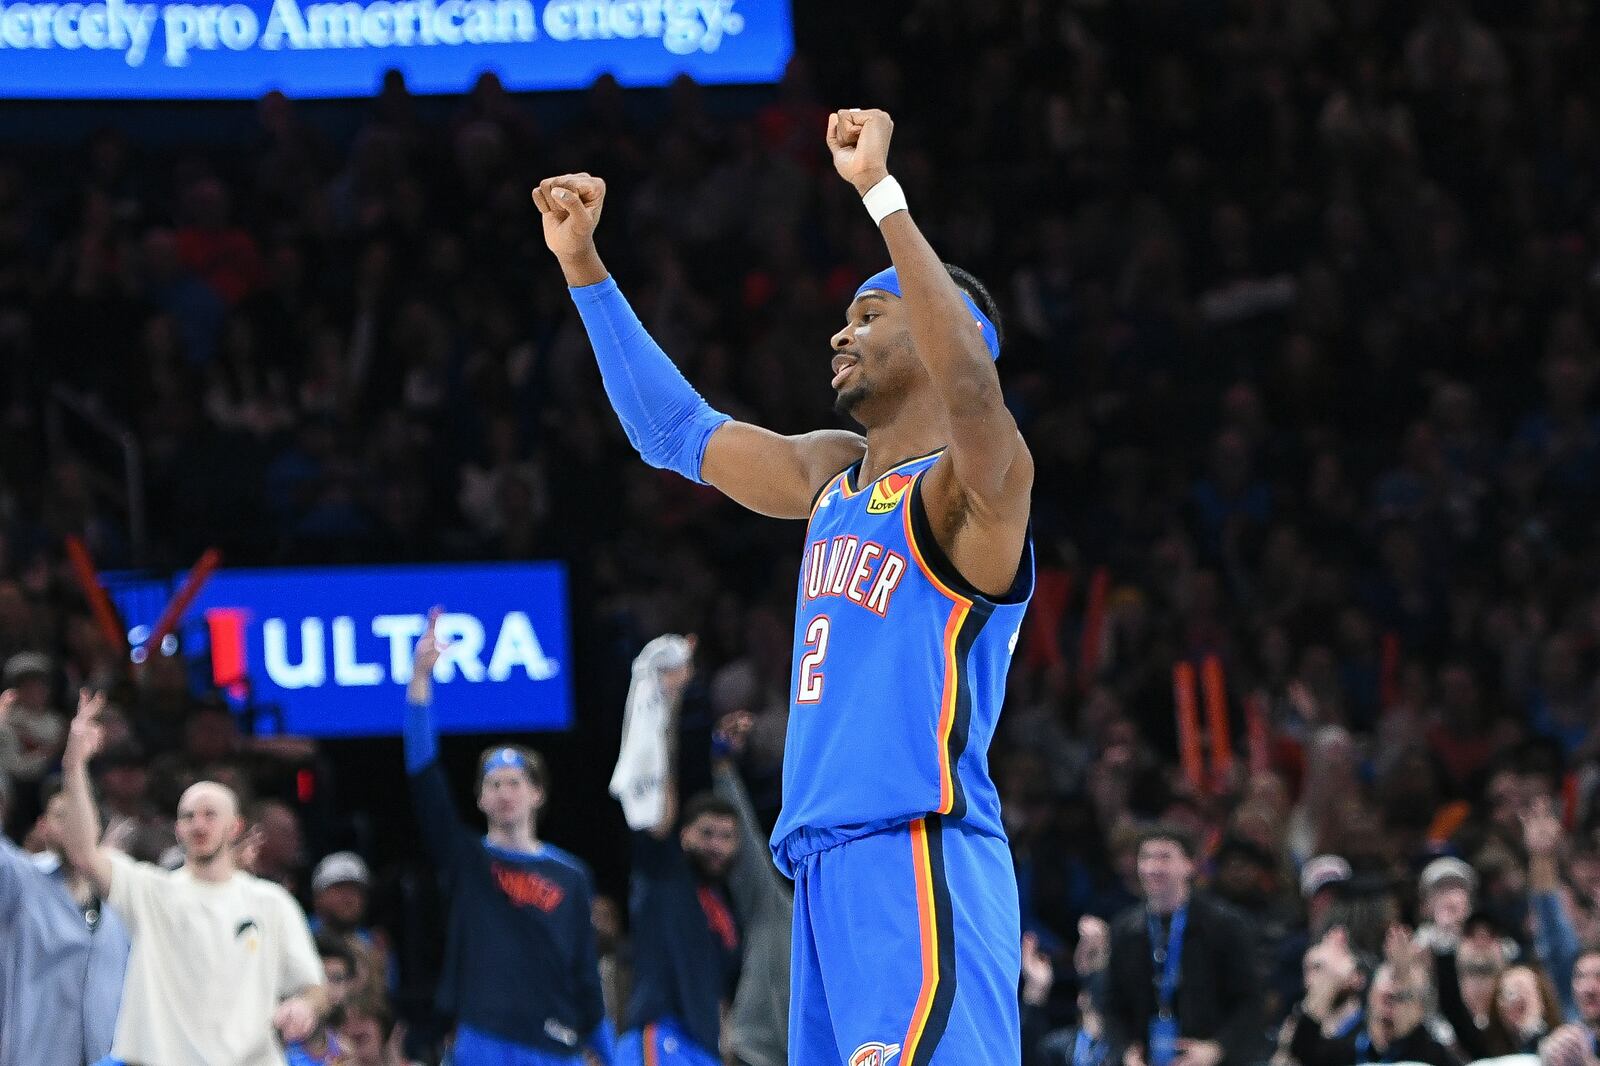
[
  {"xmin": 853, "ymin": 267, "xmax": 1001, "ymax": 360},
  {"xmin": 483, "ymin": 747, "xmax": 528, "ymax": 774}
]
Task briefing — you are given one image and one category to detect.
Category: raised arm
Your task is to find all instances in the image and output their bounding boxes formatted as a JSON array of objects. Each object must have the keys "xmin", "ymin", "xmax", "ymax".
[
  {"xmin": 828, "ymin": 110, "xmax": 1033, "ymax": 594},
  {"xmin": 533, "ymin": 175, "xmax": 865, "ymax": 520},
  {"xmin": 711, "ymin": 711, "xmax": 787, "ymax": 911},
  {"xmin": 404, "ymin": 607, "xmax": 473, "ymax": 870},
  {"xmin": 60, "ymin": 688, "xmax": 113, "ymax": 898},
  {"xmin": 1524, "ymin": 798, "xmax": 1581, "ymax": 1019},
  {"xmin": 644, "ymin": 641, "xmax": 693, "ymax": 841}
]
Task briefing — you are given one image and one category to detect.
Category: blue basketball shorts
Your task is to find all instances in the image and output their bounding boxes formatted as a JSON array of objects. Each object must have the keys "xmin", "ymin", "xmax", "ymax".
[
  {"xmin": 617, "ymin": 1019, "xmax": 721, "ymax": 1066},
  {"xmin": 786, "ymin": 815, "xmax": 1021, "ymax": 1065}
]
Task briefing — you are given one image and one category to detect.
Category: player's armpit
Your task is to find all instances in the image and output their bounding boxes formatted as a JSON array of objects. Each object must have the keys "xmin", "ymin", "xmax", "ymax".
[
  {"xmin": 919, "ymin": 437, "xmax": 1033, "ymax": 598},
  {"xmin": 700, "ymin": 422, "xmax": 866, "ymax": 519}
]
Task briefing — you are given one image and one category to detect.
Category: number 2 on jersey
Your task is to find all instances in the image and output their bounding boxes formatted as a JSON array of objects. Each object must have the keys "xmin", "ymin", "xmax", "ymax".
[{"xmin": 796, "ymin": 615, "xmax": 831, "ymax": 704}]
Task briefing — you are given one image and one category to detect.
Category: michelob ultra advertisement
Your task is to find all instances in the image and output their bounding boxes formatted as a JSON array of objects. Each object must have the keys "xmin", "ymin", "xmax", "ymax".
[{"xmin": 108, "ymin": 562, "xmax": 575, "ymax": 737}]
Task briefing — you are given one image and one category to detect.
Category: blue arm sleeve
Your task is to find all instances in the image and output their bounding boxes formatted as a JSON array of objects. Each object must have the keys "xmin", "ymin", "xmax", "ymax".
[
  {"xmin": 569, "ymin": 277, "xmax": 731, "ymax": 484},
  {"xmin": 404, "ymin": 697, "xmax": 438, "ymax": 774},
  {"xmin": 1532, "ymin": 888, "xmax": 1581, "ymax": 1020}
]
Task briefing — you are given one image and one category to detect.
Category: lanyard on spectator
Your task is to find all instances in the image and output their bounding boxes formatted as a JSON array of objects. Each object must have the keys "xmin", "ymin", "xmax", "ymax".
[
  {"xmin": 1147, "ymin": 905, "xmax": 1187, "ymax": 1020},
  {"xmin": 1074, "ymin": 1028, "xmax": 1105, "ymax": 1066}
]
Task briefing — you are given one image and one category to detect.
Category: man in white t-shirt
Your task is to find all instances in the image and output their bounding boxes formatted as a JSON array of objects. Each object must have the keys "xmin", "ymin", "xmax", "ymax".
[{"xmin": 60, "ymin": 690, "xmax": 328, "ymax": 1066}]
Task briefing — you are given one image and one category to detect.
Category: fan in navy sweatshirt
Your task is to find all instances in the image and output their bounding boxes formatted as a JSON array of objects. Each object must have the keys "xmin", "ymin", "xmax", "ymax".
[{"xmin": 404, "ymin": 607, "xmax": 613, "ymax": 1066}]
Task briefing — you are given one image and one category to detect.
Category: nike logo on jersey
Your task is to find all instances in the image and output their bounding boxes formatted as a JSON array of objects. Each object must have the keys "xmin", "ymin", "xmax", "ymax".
[{"xmin": 801, "ymin": 535, "xmax": 907, "ymax": 617}]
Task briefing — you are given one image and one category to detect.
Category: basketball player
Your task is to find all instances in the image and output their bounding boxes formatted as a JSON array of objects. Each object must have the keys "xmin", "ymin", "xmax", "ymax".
[{"xmin": 535, "ymin": 106, "xmax": 1033, "ymax": 1064}]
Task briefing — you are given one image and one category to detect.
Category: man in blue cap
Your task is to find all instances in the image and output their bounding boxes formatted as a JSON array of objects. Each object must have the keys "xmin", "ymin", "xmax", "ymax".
[{"xmin": 537, "ymin": 103, "xmax": 1033, "ymax": 1065}]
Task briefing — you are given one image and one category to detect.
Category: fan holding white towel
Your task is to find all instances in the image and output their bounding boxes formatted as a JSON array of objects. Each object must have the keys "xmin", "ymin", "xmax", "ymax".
[{"xmin": 609, "ymin": 634, "xmax": 695, "ymax": 831}]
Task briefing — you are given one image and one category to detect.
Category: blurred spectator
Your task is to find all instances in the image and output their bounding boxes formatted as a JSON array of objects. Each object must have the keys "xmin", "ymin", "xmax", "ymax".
[
  {"xmin": 1104, "ymin": 825, "xmax": 1261, "ymax": 1066},
  {"xmin": 94, "ymin": 738, "xmax": 173, "ymax": 864},
  {"xmin": 712, "ymin": 711, "xmax": 790, "ymax": 1066},
  {"xmin": 404, "ymin": 608, "xmax": 612, "ymax": 1064},
  {"xmin": 1490, "ymin": 964, "xmax": 1564, "ymax": 1055},
  {"xmin": 1290, "ymin": 927, "xmax": 1453, "ymax": 1066},
  {"xmin": 1417, "ymin": 856, "xmax": 1477, "ymax": 955},
  {"xmin": 0, "ymin": 748, "xmax": 130, "ymax": 1066},
  {"xmin": 286, "ymin": 933, "xmax": 360, "ymax": 1066},
  {"xmin": 1539, "ymin": 1024, "xmax": 1600, "ymax": 1066},
  {"xmin": 1028, "ymin": 916, "xmax": 1112, "ymax": 1066},
  {"xmin": 613, "ymin": 637, "xmax": 740, "ymax": 1066},
  {"xmin": 339, "ymin": 993, "xmax": 419, "ymax": 1066},
  {"xmin": 59, "ymin": 691, "xmax": 327, "ymax": 1065},
  {"xmin": 310, "ymin": 850, "xmax": 393, "ymax": 998},
  {"xmin": 247, "ymin": 798, "xmax": 307, "ymax": 895},
  {"xmin": 0, "ymin": 653, "xmax": 64, "ymax": 803}
]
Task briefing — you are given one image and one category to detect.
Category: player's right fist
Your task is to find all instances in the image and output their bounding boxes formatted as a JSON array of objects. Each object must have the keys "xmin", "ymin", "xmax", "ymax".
[{"xmin": 533, "ymin": 173, "xmax": 606, "ymax": 258}]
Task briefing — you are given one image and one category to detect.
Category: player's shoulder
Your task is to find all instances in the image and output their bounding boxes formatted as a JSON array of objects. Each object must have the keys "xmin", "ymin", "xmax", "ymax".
[{"xmin": 798, "ymin": 429, "xmax": 867, "ymax": 482}]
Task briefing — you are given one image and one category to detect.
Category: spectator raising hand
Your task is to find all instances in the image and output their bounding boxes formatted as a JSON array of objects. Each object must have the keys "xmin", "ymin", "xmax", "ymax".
[
  {"xmin": 1077, "ymin": 915, "xmax": 1112, "ymax": 978},
  {"xmin": 1300, "ymin": 928, "xmax": 1360, "ymax": 1025},
  {"xmin": 1023, "ymin": 932, "xmax": 1055, "ymax": 1008}
]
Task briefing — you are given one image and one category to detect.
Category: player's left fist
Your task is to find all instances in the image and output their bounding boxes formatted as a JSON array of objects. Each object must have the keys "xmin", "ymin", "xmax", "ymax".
[{"xmin": 827, "ymin": 108, "xmax": 894, "ymax": 195}]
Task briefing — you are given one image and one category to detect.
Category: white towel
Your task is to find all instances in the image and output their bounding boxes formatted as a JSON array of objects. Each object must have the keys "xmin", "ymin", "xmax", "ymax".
[{"xmin": 609, "ymin": 634, "xmax": 693, "ymax": 830}]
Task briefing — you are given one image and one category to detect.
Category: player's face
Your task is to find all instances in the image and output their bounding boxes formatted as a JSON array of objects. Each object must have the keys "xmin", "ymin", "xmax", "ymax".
[
  {"xmin": 830, "ymin": 292, "xmax": 918, "ymax": 421},
  {"xmin": 477, "ymin": 767, "xmax": 543, "ymax": 830},
  {"xmin": 681, "ymin": 813, "xmax": 740, "ymax": 879},
  {"xmin": 176, "ymin": 783, "xmax": 240, "ymax": 862}
]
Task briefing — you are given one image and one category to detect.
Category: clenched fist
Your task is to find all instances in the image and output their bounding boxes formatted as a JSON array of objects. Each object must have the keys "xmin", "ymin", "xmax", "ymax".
[
  {"xmin": 532, "ymin": 173, "xmax": 606, "ymax": 261},
  {"xmin": 827, "ymin": 108, "xmax": 894, "ymax": 195}
]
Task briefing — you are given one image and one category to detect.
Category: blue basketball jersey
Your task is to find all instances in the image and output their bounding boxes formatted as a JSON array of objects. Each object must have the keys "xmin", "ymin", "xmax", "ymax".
[{"xmin": 770, "ymin": 449, "xmax": 1034, "ymax": 870}]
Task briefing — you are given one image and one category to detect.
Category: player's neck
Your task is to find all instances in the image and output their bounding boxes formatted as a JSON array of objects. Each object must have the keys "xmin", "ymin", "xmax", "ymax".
[
  {"xmin": 488, "ymin": 822, "xmax": 540, "ymax": 854},
  {"xmin": 859, "ymin": 407, "xmax": 946, "ymax": 484}
]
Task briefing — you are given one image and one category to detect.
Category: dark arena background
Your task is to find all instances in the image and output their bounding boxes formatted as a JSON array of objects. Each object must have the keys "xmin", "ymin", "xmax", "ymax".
[{"xmin": 3, "ymin": 2, "xmax": 1600, "ymax": 1064}]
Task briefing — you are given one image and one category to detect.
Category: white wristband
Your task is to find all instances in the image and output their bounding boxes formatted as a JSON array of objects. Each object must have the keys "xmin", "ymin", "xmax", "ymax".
[{"xmin": 861, "ymin": 175, "xmax": 908, "ymax": 226}]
